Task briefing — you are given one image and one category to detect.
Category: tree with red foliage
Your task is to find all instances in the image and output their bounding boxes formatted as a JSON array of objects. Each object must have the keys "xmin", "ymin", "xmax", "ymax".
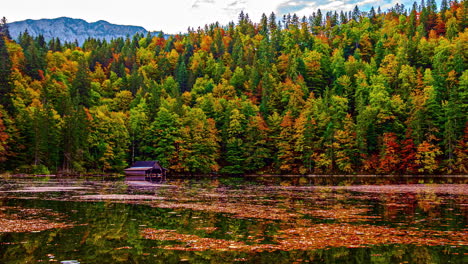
[
  {"xmin": 378, "ymin": 133, "xmax": 401, "ymax": 174},
  {"xmin": 453, "ymin": 123, "xmax": 468, "ymax": 173},
  {"xmin": 434, "ymin": 15, "xmax": 446, "ymax": 35},
  {"xmin": 399, "ymin": 132, "xmax": 418, "ymax": 174},
  {"xmin": 0, "ymin": 110, "xmax": 9, "ymax": 163}
]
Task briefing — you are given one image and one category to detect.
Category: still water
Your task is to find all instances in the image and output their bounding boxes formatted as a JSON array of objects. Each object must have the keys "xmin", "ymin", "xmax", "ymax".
[{"xmin": 0, "ymin": 178, "xmax": 466, "ymax": 263}]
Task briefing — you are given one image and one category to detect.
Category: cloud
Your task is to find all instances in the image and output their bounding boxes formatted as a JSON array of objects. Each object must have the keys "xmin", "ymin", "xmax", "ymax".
[
  {"xmin": 191, "ymin": 0, "xmax": 248, "ymax": 22},
  {"xmin": 274, "ymin": 0, "xmax": 412, "ymax": 17},
  {"xmin": 192, "ymin": 0, "xmax": 215, "ymax": 8},
  {"xmin": 192, "ymin": 0, "xmax": 246, "ymax": 10},
  {"xmin": 223, "ymin": 0, "xmax": 248, "ymax": 14},
  {"xmin": 277, "ymin": 0, "xmax": 314, "ymax": 15}
]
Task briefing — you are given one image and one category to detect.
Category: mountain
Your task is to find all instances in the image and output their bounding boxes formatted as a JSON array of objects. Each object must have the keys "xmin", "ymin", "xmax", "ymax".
[{"xmin": 8, "ymin": 17, "xmax": 160, "ymax": 44}]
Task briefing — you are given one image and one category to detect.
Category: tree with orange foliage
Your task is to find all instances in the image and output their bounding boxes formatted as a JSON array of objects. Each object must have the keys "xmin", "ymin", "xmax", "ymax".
[
  {"xmin": 278, "ymin": 111, "xmax": 300, "ymax": 173},
  {"xmin": 453, "ymin": 123, "xmax": 468, "ymax": 173},
  {"xmin": 415, "ymin": 139, "xmax": 442, "ymax": 174},
  {"xmin": 200, "ymin": 35, "xmax": 213, "ymax": 53}
]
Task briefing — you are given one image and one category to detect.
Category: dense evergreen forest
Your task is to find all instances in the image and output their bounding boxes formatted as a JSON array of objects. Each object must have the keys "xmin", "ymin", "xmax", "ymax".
[{"xmin": 0, "ymin": 0, "xmax": 467, "ymax": 175}]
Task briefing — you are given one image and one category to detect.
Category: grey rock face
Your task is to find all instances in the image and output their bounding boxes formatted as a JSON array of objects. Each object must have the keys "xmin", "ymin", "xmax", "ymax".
[{"xmin": 8, "ymin": 17, "xmax": 153, "ymax": 44}]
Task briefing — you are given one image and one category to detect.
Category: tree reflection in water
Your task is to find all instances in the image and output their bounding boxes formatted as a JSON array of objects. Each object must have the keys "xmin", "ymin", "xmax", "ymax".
[{"xmin": 0, "ymin": 180, "xmax": 466, "ymax": 263}]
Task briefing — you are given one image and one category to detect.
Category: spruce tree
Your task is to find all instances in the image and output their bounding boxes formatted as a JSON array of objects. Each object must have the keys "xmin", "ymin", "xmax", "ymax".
[{"xmin": 0, "ymin": 33, "xmax": 12, "ymax": 114}]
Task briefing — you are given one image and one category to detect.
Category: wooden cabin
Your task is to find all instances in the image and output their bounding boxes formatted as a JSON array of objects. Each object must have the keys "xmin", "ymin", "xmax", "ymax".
[{"xmin": 124, "ymin": 161, "xmax": 167, "ymax": 182}]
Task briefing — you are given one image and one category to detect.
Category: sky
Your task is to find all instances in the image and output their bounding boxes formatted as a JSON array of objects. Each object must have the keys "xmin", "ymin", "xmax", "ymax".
[{"xmin": 4, "ymin": 0, "xmax": 420, "ymax": 34}]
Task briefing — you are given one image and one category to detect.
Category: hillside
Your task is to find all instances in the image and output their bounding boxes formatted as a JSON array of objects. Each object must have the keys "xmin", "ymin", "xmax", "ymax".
[
  {"xmin": 0, "ymin": 1, "xmax": 467, "ymax": 175},
  {"xmin": 8, "ymin": 17, "xmax": 156, "ymax": 44}
]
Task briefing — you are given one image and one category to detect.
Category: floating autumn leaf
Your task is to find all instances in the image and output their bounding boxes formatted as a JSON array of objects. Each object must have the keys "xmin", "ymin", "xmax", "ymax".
[
  {"xmin": 300, "ymin": 206, "xmax": 380, "ymax": 222},
  {"xmin": 154, "ymin": 201, "xmax": 297, "ymax": 220},
  {"xmin": 142, "ymin": 229, "xmax": 247, "ymax": 251},
  {"xmin": 0, "ymin": 206, "xmax": 72, "ymax": 233},
  {"xmin": 195, "ymin": 227, "xmax": 218, "ymax": 233},
  {"xmin": 114, "ymin": 246, "xmax": 132, "ymax": 250},
  {"xmin": 75, "ymin": 194, "xmax": 164, "ymax": 200},
  {"xmin": 142, "ymin": 225, "xmax": 467, "ymax": 252},
  {"xmin": 273, "ymin": 224, "xmax": 468, "ymax": 251}
]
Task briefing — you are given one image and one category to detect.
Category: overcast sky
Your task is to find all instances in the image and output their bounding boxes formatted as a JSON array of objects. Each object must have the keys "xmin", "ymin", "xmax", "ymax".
[{"xmin": 4, "ymin": 0, "xmax": 420, "ymax": 34}]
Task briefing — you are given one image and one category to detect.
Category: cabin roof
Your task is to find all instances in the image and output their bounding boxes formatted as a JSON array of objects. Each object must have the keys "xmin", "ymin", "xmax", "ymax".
[
  {"xmin": 124, "ymin": 167, "xmax": 154, "ymax": 171},
  {"xmin": 132, "ymin": 161, "xmax": 159, "ymax": 167},
  {"xmin": 125, "ymin": 160, "xmax": 167, "ymax": 171}
]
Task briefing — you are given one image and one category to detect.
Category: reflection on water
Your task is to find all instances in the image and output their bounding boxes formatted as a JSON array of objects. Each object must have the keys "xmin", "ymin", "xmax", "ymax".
[{"xmin": 0, "ymin": 179, "xmax": 466, "ymax": 263}]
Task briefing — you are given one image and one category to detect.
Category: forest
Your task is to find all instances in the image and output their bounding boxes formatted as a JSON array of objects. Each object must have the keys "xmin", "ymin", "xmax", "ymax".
[{"xmin": 0, "ymin": 0, "xmax": 466, "ymax": 176}]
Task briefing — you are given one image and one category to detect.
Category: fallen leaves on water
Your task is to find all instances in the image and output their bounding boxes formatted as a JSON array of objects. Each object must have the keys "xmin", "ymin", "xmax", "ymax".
[
  {"xmin": 195, "ymin": 227, "xmax": 218, "ymax": 233},
  {"xmin": 0, "ymin": 218, "xmax": 70, "ymax": 233},
  {"xmin": 301, "ymin": 206, "xmax": 380, "ymax": 222},
  {"xmin": 1, "ymin": 186, "xmax": 90, "ymax": 193},
  {"xmin": 154, "ymin": 199, "xmax": 380, "ymax": 223},
  {"xmin": 0, "ymin": 206, "xmax": 71, "ymax": 233},
  {"xmin": 114, "ymin": 246, "xmax": 133, "ymax": 250},
  {"xmin": 154, "ymin": 201, "xmax": 297, "ymax": 220},
  {"xmin": 75, "ymin": 194, "xmax": 164, "ymax": 200},
  {"xmin": 274, "ymin": 224, "xmax": 467, "ymax": 251},
  {"xmin": 143, "ymin": 229, "xmax": 247, "ymax": 251},
  {"xmin": 142, "ymin": 225, "xmax": 467, "ymax": 252},
  {"xmin": 315, "ymin": 184, "xmax": 468, "ymax": 195}
]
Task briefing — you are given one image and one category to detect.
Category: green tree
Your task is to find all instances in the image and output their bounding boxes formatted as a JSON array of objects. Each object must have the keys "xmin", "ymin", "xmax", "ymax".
[
  {"xmin": 88, "ymin": 106, "xmax": 129, "ymax": 172},
  {"xmin": 302, "ymin": 49, "xmax": 327, "ymax": 95},
  {"xmin": 71, "ymin": 58, "xmax": 92, "ymax": 107},
  {"xmin": 141, "ymin": 106, "xmax": 181, "ymax": 170},
  {"xmin": 221, "ymin": 108, "xmax": 246, "ymax": 174},
  {"xmin": 333, "ymin": 114, "xmax": 359, "ymax": 173},
  {"xmin": 28, "ymin": 100, "xmax": 61, "ymax": 172},
  {"xmin": 61, "ymin": 104, "xmax": 89, "ymax": 173},
  {"xmin": 129, "ymin": 99, "xmax": 149, "ymax": 164},
  {"xmin": 0, "ymin": 35, "xmax": 13, "ymax": 113},
  {"xmin": 243, "ymin": 115, "xmax": 271, "ymax": 172},
  {"xmin": 178, "ymin": 107, "xmax": 220, "ymax": 174},
  {"xmin": 0, "ymin": 17, "xmax": 11, "ymax": 39}
]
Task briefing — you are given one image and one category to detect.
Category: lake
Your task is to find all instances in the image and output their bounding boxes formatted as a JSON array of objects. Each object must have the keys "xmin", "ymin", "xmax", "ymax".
[{"xmin": 0, "ymin": 178, "xmax": 467, "ymax": 263}]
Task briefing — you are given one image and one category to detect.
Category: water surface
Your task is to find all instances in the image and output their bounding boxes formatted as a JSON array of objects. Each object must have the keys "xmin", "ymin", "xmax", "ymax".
[{"xmin": 0, "ymin": 179, "xmax": 466, "ymax": 263}]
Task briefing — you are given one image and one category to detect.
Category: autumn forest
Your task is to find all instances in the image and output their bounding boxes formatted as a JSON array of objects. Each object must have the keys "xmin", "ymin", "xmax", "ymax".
[{"xmin": 0, "ymin": 0, "xmax": 467, "ymax": 176}]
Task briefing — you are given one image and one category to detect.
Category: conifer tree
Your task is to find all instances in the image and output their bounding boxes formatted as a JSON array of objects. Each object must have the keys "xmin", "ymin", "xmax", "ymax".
[{"xmin": 0, "ymin": 34, "xmax": 12, "ymax": 113}]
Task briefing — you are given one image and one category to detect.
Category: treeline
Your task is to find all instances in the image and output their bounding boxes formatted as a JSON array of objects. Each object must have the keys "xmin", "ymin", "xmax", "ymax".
[{"xmin": 0, "ymin": 0, "xmax": 467, "ymax": 175}]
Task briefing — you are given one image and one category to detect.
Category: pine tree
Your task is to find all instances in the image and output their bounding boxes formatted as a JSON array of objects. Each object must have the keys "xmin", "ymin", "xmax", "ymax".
[
  {"xmin": 0, "ymin": 35, "xmax": 12, "ymax": 113},
  {"xmin": 71, "ymin": 58, "xmax": 92, "ymax": 107},
  {"xmin": 0, "ymin": 17, "xmax": 11, "ymax": 39}
]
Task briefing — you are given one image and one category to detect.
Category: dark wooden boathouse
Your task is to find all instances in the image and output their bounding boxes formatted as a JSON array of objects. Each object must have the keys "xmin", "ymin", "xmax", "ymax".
[{"xmin": 124, "ymin": 161, "xmax": 167, "ymax": 182}]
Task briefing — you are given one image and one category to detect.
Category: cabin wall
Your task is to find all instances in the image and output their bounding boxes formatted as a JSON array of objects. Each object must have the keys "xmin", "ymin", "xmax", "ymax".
[
  {"xmin": 124, "ymin": 170, "xmax": 148, "ymax": 176},
  {"xmin": 126, "ymin": 175, "xmax": 146, "ymax": 181}
]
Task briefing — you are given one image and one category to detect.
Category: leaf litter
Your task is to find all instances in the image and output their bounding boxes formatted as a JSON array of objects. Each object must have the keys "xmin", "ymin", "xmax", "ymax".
[
  {"xmin": 139, "ymin": 183, "xmax": 467, "ymax": 252},
  {"xmin": 142, "ymin": 224, "xmax": 467, "ymax": 252},
  {"xmin": 1, "ymin": 179, "xmax": 467, "ymax": 254},
  {"xmin": 0, "ymin": 206, "xmax": 72, "ymax": 233}
]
